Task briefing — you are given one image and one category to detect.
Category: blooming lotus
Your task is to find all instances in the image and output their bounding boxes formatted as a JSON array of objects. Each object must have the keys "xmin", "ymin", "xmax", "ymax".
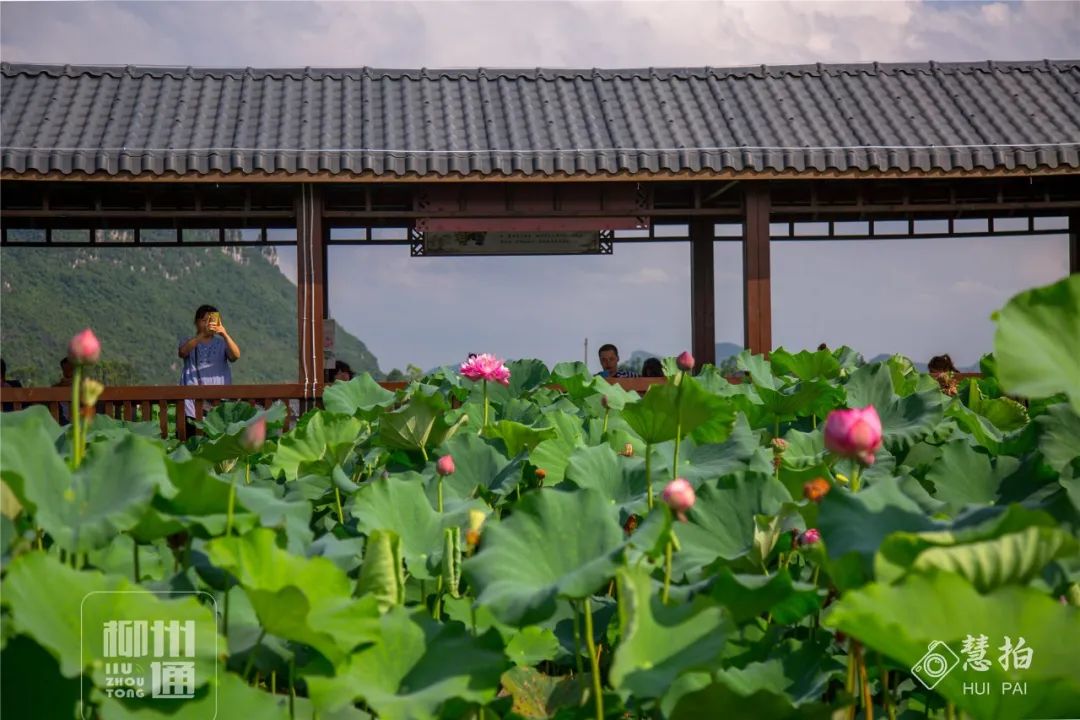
[
  {"xmin": 68, "ymin": 328, "xmax": 101, "ymax": 365},
  {"xmin": 459, "ymin": 353, "xmax": 510, "ymax": 386},
  {"xmin": 662, "ymin": 477, "xmax": 696, "ymax": 521},
  {"xmin": 824, "ymin": 406, "xmax": 883, "ymax": 465}
]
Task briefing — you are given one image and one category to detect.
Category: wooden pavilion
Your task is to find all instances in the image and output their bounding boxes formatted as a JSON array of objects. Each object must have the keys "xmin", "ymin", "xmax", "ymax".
[{"xmin": 1, "ymin": 60, "xmax": 1078, "ymax": 436}]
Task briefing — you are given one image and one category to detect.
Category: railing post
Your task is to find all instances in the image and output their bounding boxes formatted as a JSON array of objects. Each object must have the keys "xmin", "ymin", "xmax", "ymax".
[
  {"xmin": 1070, "ymin": 210, "xmax": 1079, "ymax": 276},
  {"xmin": 742, "ymin": 184, "xmax": 772, "ymax": 356},
  {"xmin": 690, "ymin": 218, "xmax": 716, "ymax": 368},
  {"xmin": 295, "ymin": 184, "xmax": 326, "ymax": 401}
]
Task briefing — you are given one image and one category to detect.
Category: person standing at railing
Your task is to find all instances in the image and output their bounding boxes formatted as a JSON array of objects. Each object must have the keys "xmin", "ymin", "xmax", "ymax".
[{"xmin": 178, "ymin": 304, "xmax": 241, "ymax": 436}]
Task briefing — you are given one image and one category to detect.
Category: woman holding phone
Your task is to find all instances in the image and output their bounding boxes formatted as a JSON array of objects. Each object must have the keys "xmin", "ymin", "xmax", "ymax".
[{"xmin": 178, "ymin": 304, "xmax": 241, "ymax": 434}]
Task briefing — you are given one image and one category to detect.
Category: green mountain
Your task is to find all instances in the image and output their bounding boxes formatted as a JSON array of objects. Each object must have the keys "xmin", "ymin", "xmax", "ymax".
[{"xmin": 1, "ymin": 239, "xmax": 380, "ymax": 386}]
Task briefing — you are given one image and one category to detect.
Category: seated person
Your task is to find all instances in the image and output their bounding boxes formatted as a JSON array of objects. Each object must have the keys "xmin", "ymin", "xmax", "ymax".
[
  {"xmin": 596, "ymin": 343, "xmax": 639, "ymax": 379},
  {"xmin": 641, "ymin": 357, "xmax": 664, "ymax": 377}
]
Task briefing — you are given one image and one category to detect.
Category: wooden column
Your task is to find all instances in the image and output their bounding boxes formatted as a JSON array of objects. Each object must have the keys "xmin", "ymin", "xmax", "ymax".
[
  {"xmin": 742, "ymin": 185, "xmax": 772, "ymax": 355},
  {"xmin": 1070, "ymin": 210, "xmax": 1079, "ymax": 275},
  {"xmin": 690, "ymin": 218, "xmax": 716, "ymax": 368},
  {"xmin": 295, "ymin": 184, "xmax": 326, "ymax": 398}
]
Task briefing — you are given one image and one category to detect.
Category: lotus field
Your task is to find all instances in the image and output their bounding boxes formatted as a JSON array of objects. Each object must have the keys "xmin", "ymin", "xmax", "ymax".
[{"xmin": 2, "ymin": 276, "xmax": 1079, "ymax": 720}]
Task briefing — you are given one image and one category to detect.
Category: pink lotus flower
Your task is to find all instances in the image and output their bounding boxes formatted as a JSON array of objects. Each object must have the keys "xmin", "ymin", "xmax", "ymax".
[
  {"xmin": 68, "ymin": 328, "xmax": 101, "ymax": 365},
  {"xmin": 459, "ymin": 353, "xmax": 510, "ymax": 386},
  {"xmin": 797, "ymin": 528, "xmax": 821, "ymax": 547},
  {"xmin": 241, "ymin": 416, "xmax": 267, "ymax": 452},
  {"xmin": 662, "ymin": 477, "xmax": 696, "ymax": 521},
  {"xmin": 437, "ymin": 455, "xmax": 456, "ymax": 476},
  {"xmin": 676, "ymin": 350, "xmax": 695, "ymax": 372},
  {"xmin": 824, "ymin": 406, "xmax": 883, "ymax": 465}
]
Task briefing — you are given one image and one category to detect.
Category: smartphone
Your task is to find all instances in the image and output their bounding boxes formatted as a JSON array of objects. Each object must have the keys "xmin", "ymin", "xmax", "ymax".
[{"xmin": 207, "ymin": 311, "xmax": 221, "ymax": 326}]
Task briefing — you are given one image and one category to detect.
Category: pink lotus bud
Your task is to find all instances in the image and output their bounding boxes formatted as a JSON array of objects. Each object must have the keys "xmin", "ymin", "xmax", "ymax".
[
  {"xmin": 824, "ymin": 406, "xmax": 883, "ymax": 465},
  {"xmin": 241, "ymin": 417, "xmax": 266, "ymax": 452},
  {"xmin": 437, "ymin": 455, "xmax": 455, "ymax": 476},
  {"xmin": 68, "ymin": 328, "xmax": 101, "ymax": 365},
  {"xmin": 771, "ymin": 437, "xmax": 788, "ymax": 455},
  {"xmin": 676, "ymin": 351, "xmax": 695, "ymax": 372},
  {"xmin": 662, "ymin": 477, "xmax": 696, "ymax": 521},
  {"xmin": 797, "ymin": 528, "xmax": 821, "ymax": 547}
]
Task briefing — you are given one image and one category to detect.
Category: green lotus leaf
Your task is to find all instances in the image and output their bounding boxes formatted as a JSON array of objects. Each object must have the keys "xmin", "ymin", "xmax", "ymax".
[
  {"xmin": 356, "ymin": 529, "xmax": 406, "ymax": 612},
  {"xmin": 780, "ymin": 428, "xmax": 827, "ymax": 470},
  {"xmin": 737, "ymin": 351, "xmax": 780, "ymax": 390},
  {"xmin": 825, "ymin": 572, "xmax": 1080, "ymax": 720},
  {"xmin": 305, "ymin": 607, "xmax": 509, "ymax": 719},
  {"xmin": 664, "ymin": 673, "xmax": 834, "ymax": 720},
  {"xmin": 206, "ymin": 529, "xmax": 380, "ymax": 665},
  {"xmin": 961, "ymin": 379, "xmax": 1029, "ymax": 432},
  {"xmin": 322, "ymin": 373, "xmax": 398, "ymax": 417},
  {"xmin": 676, "ymin": 415, "xmax": 774, "ymax": 481},
  {"xmin": 463, "ymin": 488, "xmax": 624, "ymax": 625},
  {"xmin": 232, "ymin": 481, "xmax": 315, "ymax": 554},
  {"xmin": 608, "ymin": 566, "xmax": 733, "ymax": 699},
  {"xmin": 307, "ymin": 533, "xmax": 366, "ymax": 575},
  {"xmin": 994, "ymin": 274, "xmax": 1080, "ymax": 413},
  {"xmin": 946, "ymin": 398, "xmax": 1036, "ymax": 457},
  {"xmin": 486, "ymin": 420, "xmax": 556, "ymax": 457},
  {"xmin": 549, "ymin": 361, "xmax": 599, "ymax": 400},
  {"xmin": 271, "ymin": 412, "xmax": 366, "ymax": 481},
  {"xmin": 769, "ymin": 348, "xmax": 841, "ymax": 382},
  {"xmin": 708, "ymin": 567, "xmax": 823, "ymax": 625},
  {"xmin": 352, "ymin": 475, "xmax": 481, "ymax": 580},
  {"xmin": 1036, "ymin": 403, "xmax": 1080, "ymax": 474},
  {"xmin": 378, "ymin": 392, "xmax": 467, "ymax": 455},
  {"xmin": 22, "ymin": 434, "xmax": 172, "ymax": 553},
  {"xmin": 97, "ymin": 670, "xmax": 291, "ymax": 719},
  {"xmin": 193, "ymin": 405, "xmax": 286, "ymax": 463},
  {"xmin": 622, "ymin": 376, "xmax": 735, "ymax": 445},
  {"xmin": 562, "ymin": 444, "xmax": 649, "ymax": 516},
  {"xmin": 2, "ymin": 552, "xmax": 218, "ymax": 683},
  {"xmin": 925, "ymin": 439, "xmax": 1021, "ymax": 513},
  {"xmin": 479, "ymin": 359, "xmax": 550, "ymax": 401},
  {"xmin": 755, "ymin": 380, "xmax": 844, "ymax": 424},
  {"xmin": 817, "ymin": 480, "xmax": 940, "ymax": 590},
  {"xmin": 0, "ymin": 404, "xmax": 69, "ymax": 516},
  {"xmin": 0, "ymin": 635, "xmax": 81, "ymax": 720},
  {"xmin": 436, "ymin": 431, "xmax": 524, "ymax": 499},
  {"xmin": 842, "ymin": 363, "xmax": 946, "ymax": 452},
  {"xmin": 528, "ymin": 415, "xmax": 585, "ymax": 486},
  {"xmin": 875, "ymin": 505, "xmax": 1073, "ymax": 590},
  {"xmin": 504, "ymin": 626, "xmax": 562, "ymax": 667},
  {"xmin": 672, "ymin": 472, "xmax": 791, "ymax": 576}
]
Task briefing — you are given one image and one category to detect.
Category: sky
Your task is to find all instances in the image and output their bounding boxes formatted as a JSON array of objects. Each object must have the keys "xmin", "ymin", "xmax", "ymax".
[{"xmin": 2, "ymin": 0, "xmax": 1077, "ymax": 373}]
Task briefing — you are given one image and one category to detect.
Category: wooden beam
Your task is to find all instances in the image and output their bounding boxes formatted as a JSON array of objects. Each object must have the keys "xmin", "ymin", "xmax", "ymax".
[
  {"xmin": 1071, "ymin": 210, "xmax": 1079, "ymax": 275},
  {"xmin": 690, "ymin": 218, "xmax": 716, "ymax": 368},
  {"xmin": 295, "ymin": 185, "xmax": 326, "ymax": 398},
  {"xmin": 742, "ymin": 185, "xmax": 772, "ymax": 356}
]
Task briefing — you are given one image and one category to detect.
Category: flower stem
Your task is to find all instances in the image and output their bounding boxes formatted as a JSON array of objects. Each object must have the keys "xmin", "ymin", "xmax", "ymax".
[
  {"xmin": 602, "ymin": 407, "xmax": 609, "ymax": 436},
  {"xmin": 572, "ymin": 602, "xmax": 584, "ymax": 676},
  {"xmin": 857, "ymin": 641, "xmax": 873, "ymax": 720},
  {"xmin": 482, "ymin": 380, "xmax": 489, "ymax": 431},
  {"xmin": 662, "ymin": 540, "xmax": 674, "ymax": 604},
  {"xmin": 851, "ymin": 465, "xmax": 862, "ymax": 493},
  {"xmin": 226, "ymin": 474, "xmax": 237, "ymax": 536},
  {"xmin": 582, "ymin": 596, "xmax": 604, "ymax": 720},
  {"xmin": 334, "ymin": 486, "xmax": 345, "ymax": 525},
  {"xmin": 878, "ymin": 652, "xmax": 895, "ymax": 720},
  {"xmin": 133, "ymin": 541, "xmax": 140, "ymax": 582},
  {"xmin": 672, "ymin": 372, "xmax": 685, "ymax": 479},
  {"xmin": 70, "ymin": 366, "xmax": 83, "ymax": 469},
  {"xmin": 437, "ymin": 476, "xmax": 444, "ymax": 514},
  {"xmin": 645, "ymin": 443, "xmax": 654, "ymax": 510}
]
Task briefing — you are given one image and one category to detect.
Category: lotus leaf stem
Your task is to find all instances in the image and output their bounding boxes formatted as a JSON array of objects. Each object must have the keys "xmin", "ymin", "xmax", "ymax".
[
  {"xmin": 878, "ymin": 653, "xmax": 895, "ymax": 720},
  {"xmin": 242, "ymin": 629, "xmax": 266, "ymax": 680},
  {"xmin": 334, "ymin": 486, "xmax": 345, "ymax": 525},
  {"xmin": 851, "ymin": 465, "xmax": 863, "ymax": 493},
  {"xmin": 226, "ymin": 475, "xmax": 237, "ymax": 537},
  {"xmin": 582, "ymin": 596, "xmax": 604, "ymax": 720},
  {"xmin": 645, "ymin": 443, "xmax": 654, "ymax": 510},
  {"xmin": 132, "ymin": 541, "xmax": 140, "ymax": 582},
  {"xmin": 672, "ymin": 372, "xmax": 685, "ymax": 480},
  {"xmin": 572, "ymin": 602, "xmax": 584, "ymax": 676},
  {"xmin": 856, "ymin": 641, "xmax": 873, "ymax": 720},
  {"xmin": 482, "ymin": 379, "xmax": 489, "ymax": 431},
  {"xmin": 70, "ymin": 366, "xmax": 83, "ymax": 469},
  {"xmin": 662, "ymin": 539, "xmax": 674, "ymax": 604},
  {"xmin": 602, "ymin": 407, "xmax": 609, "ymax": 436}
]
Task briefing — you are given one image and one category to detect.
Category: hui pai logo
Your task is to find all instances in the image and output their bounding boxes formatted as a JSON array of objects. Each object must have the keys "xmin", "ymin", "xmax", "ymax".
[
  {"xmin": 910, "ymin": 635, "xmax": 1034, "ymax": 696},
  {"xmin": 81, "ymin": 591, "xmax": 218, "ymax": 718}
]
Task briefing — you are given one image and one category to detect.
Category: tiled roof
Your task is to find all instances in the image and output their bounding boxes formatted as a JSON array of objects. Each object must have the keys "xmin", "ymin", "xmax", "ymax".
[{"xmin": 2, "ymin": 60, "xmax": 1078, "ymax": 178}]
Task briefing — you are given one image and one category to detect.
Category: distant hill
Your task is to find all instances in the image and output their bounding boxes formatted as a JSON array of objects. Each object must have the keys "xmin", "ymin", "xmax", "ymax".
[{"xmin": 1, "ymin": 238, "xmax": 380, "ymax": 386}]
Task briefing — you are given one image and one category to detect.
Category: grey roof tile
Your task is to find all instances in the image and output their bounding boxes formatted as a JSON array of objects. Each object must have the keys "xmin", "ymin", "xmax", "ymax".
[{"xmin": 1, "ymin": 60, "xmax": 1078, "ymax": 178}]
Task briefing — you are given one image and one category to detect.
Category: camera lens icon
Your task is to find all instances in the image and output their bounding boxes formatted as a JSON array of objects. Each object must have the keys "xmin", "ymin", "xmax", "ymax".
[{"xmin": 911, "ymin": 641, "xmax": 961, "ymax": 689}]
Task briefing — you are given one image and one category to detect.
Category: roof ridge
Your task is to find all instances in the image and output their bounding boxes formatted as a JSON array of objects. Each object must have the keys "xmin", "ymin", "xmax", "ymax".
[{"xmin": 3, "ymin": 59, "xmax": 1079, "ymax": 82}]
